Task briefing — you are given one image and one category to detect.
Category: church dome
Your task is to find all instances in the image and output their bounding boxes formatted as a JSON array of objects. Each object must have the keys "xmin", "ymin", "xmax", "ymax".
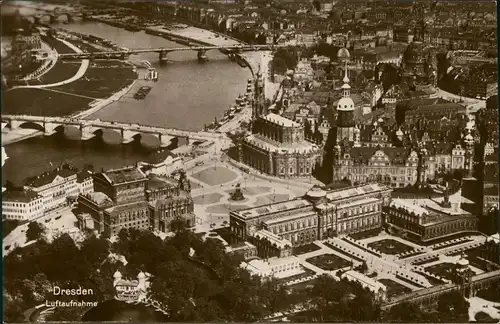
[
  {"xmin": 113, "ymin": 271, "xmax": 122, "ymax": 279},
  {"xmin": 306, "ymin": 186, "xmax": 327, "ymax": 200},
  {"xmin": 137, "ymin": 271, "xmax": 146, "ymax": 279},
  {"xmin": 337, "ymin": 47, "xmax": 350, "ymax": 60},
  {"xmin": 457, "ymin": 257, "xmax": 469, "ymax": 267},
  {"xmin": 337, "ymin": 97, "xmax": 355, "ymax": 111}
]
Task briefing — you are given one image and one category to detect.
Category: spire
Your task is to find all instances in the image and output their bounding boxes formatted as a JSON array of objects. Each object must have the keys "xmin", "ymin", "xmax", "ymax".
[
  {"xmin": 341, "ymin": 59, "xmax": 351, "ymax": 98},
  {"xmin": 343, "ymin": 59, "xmax": 350, "ymax": 84}
]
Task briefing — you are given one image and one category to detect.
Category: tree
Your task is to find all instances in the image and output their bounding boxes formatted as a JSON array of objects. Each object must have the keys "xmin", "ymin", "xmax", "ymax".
[
  {"xmin": 437, "ymin": 291, "xmax": 469, "ymax": 321},
  {"xmin": 26, "ymin": 222, "xmax": 45, "ymax": 242},
  {"xmin": 3, "ymin": 219, "xmax": 20, "ymax": 239}
]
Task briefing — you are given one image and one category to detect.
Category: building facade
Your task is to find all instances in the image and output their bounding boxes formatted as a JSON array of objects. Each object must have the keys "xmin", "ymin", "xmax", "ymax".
[
  {"xmin": 230, "ymin": 184, "xmax": 392, "ymax": 247},
  {"xmin": 385, "ymin": 198, "xmax": 478, "ymax": 243},
  {"xmin": 78, "ymin": 167, "xmax": 194, "ymax": 237},
  {"xmin": 24, "ymin": 165, "xmax": 79, "ymax": 212},
  {"xmin": 2, "ymin": 189, "xmax": 44, "ymax": 221}
]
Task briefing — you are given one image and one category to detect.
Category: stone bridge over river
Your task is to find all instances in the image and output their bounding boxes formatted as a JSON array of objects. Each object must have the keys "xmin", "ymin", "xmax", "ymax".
[{"xmin": 1, "ymin": 115, "xmax": 230, "ymax": 148}]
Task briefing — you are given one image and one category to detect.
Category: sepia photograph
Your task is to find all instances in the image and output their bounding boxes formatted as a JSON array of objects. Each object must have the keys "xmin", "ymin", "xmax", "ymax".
[{"xmin": 1, "ymin": 0, "xmax": 499, "ymax": 322}]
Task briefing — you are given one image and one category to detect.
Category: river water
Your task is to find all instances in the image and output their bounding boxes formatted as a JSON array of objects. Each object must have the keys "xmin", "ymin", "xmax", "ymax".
[{"xmin": 3, "ymin": 20, "xmax": 251, "ymax": 185}]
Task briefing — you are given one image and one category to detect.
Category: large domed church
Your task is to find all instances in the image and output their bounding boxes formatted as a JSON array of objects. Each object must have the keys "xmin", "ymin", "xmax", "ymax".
[{"xmin": 400, "ymin": 21, "xmax": 438, "ymax": 87}]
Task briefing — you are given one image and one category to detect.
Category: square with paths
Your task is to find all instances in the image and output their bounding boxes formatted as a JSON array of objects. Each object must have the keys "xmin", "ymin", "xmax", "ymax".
[
  {"xmin": 306, "ymin": 253, "xmax": 351, "ymax": 271},
  {"xmin": 367, "ymin": 239, "xmax": 414, "ymax": 255},
  {"xmin": 191, "ymin": 166, "xmax": 238, "ymax": 186}
]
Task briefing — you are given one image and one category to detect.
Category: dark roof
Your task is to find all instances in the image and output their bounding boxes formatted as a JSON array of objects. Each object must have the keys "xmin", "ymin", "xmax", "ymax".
[
  {"xmin": 2, "ymin": 189, "xmax": 42, "ymax": 203},
  {"xmin": 142, "ymin": 150, "xmax": 176, "ymax": 165},
  {"xmin": 101, "ymin": 167, "xmax": 146, "ymax": 184},
  {"xmin": 25, "ymin": 167, "xmax": 78, "ymax": 188},
  {"xmin": 77, "ymin": 170, "xmax": 93, "ymax": 183},
  {"xmin": 146, "ymin": 175, "xmax": 178, "ymax": 191},
  {"xmin": 347, "ymin": 147, "xmax": 410, "ymax": 165},
  {"xmin": 105, "ymin": 201, "xmax": 150, "ymax": 214}
]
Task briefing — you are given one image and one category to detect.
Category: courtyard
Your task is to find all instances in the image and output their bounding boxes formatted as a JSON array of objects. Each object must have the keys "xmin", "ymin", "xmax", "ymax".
[
  {"xmin": 306, "ymin": 253, "xmax": 351, "ymax": 271},
  {"xmin": 191, "ymin": 166, "xmax": 238, "ymax": 186},
  {"xmin": 425, "ymin": 262, "xmax": 466, "ymax": 282},
  {"xmin": 294, "ymin": 243, "xmax": 322, "ymax": 255},
  {"xmin": 367, "ymin": 239, "xmax": 414, "ymax": 255},
  {"xmin": 378, "ymin": 278, "xmax": 413, "ymax": 299}
]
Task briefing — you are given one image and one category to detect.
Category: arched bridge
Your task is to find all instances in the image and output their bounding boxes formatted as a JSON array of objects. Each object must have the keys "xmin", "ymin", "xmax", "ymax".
[
  {"xmin": 58, "ymin": 44, "xmax": 286, "ymax": 62},
  {"xmin": 2, "ymin": 115, "xmax": 229, "ymax": 148}
]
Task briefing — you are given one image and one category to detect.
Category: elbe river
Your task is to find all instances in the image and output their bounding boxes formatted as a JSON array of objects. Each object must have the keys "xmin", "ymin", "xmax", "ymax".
[{"xmin": 3, "ymin": 20, "xmax": 251, "ymax": 185}]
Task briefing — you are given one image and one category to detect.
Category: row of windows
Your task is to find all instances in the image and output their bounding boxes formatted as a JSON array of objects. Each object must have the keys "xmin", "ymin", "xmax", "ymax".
[
  {"xmin": 3, "ymin": 201, "xmax": 42, "ymax": 208},
  {"xmin": 272, "ymin": 218, "xmax": 317, "ymax": 234},
  {"xmin": 341, "ymin": 204, "xmax": 380, "ymax": 218}
]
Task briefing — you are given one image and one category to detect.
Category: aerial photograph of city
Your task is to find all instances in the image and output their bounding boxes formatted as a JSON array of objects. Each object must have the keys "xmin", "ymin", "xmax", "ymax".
[{"xmin": 1, "ymin": 0, "xmax": 499, "ymax": 322}]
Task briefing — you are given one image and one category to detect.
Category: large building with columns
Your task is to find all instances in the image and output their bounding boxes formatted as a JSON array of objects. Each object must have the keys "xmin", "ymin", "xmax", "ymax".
[{"xmin": 230, "ymin": 183, "xmax": 392, "ymax": 250}]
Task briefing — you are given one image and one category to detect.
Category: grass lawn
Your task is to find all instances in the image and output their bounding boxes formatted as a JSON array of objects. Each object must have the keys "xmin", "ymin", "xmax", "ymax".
[
  {"xmin": 193, "ymin": 192, "xmax": 224, "ymax": 205},
  {"xmin": 205, "ymin": 204, "xmax": 249, "ymax": 214},
  {"xmin": 3, "ymin": 61, "xmax": 136, "ymax": 117},
  {"xmin": 294, "ymin": 243, "xmax": 322, "ymax": 255},
  {"xmin": 367, "ymin": 239, "xmax": 414, "ymax": 255},
  {"xmin": 254, "ymin": 193, "xmax": 290, "ymax": 205},
  {"xmin": 306, "ymin": 253, "xmax": 351, "ymax": 271},
  {"xmin": 192, "ymin": 166, "xmax": 238, "ymax": 186},
  {"xmin": 378, "ymin": 278, "xmax": 413, "ymax": 299}
]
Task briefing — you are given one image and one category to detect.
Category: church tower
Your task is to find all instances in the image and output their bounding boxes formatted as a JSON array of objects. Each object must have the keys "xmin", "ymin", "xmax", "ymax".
[
  {"xmin": 252, "ymin": 68, "xmax": 267, "ymax": 120},
  {"xmin": 336, "ymin": 48, "xmax": 355, "ymax": 143}
]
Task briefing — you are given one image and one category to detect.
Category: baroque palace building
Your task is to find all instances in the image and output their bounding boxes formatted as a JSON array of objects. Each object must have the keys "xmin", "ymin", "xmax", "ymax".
[
  {"xmin": 230, "ymin": 183, "xmax": 392, "ymax": 256},
  {"xmin": 385, "ymin": 197, "xmax": 478, "ymax": 243},
  {"xmin": 236, "ymin": 72, "xmax": 322, "ymax": 178}
]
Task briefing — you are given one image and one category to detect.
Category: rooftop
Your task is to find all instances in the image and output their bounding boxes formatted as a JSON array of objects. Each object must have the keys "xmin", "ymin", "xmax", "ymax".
[
  {"xmin": 390, "ymin": 199, "xmax": 429, "ymax": 217},
  {"xmin": 142, "ymin": 150, "xmax": 177, "ymax": 165},
  {"xmin": 253, "ymin": 229, "xmax": 292, "ymax": 249},
  {"xmin": 102, "ymin": 166, "xmax": 146, "ymax": 185},
  {"xmin": 244, "ymin": 133, "xmax": 318, "ymax": 153},
  {"xmin": 146, "ymin": 175, "xmax": 178, "ymax": 191},
  {"xmin": 325, "ymin": 183, "xmax": 389, "ymax": 201},
  {"xmin": 231, "ymin": 198, "xmax": 312, "ymax": 220},
  {"xmin": 261, "ymin": 113, "xmax": 300, "ymax": 128},
  {"xmin": 2, "ymin": 189, "xmax": 42, "ymax": 203},
  {"xmin": 24, "ymin": 166, "xmax": 78, "ymax": 188},
  {"xmin": 264, "ymin": 210, "xmax": 317, "ymax": 226}
]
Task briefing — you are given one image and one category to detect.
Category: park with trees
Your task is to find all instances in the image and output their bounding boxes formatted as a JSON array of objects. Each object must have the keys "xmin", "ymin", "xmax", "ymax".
[{"xmin": 3, "ymin": 220, "xmax": 480, "ymax": 322}]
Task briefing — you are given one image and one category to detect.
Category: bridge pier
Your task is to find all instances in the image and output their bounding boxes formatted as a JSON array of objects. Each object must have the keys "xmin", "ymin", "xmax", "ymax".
[
  {"xmin": 66, "ymin": 14, "xmax": 74, "ymax": 23},
  {"xmin": 43, "ymin": 122, "xmax": 57, "ymax": 136},
  {"xmin": 197, "ymin": 50, "xmax": 208, "ymax": 62},
  {"xmin": 9, "ymin": 119, "xmax": 21, "ymax": 130},
  {"xmin": 34, "ymin": 16, "xmax": 42, "ymax": 25},
  {"xmin": 49, "ymin": 15, "xmax": 56, "ymax": 24},
  {"xmin": 158, "ymin": 134, "xmax": 174, "ymax": 148},
  {"xmin": 159, "ymin": 51, "xmax": 168, "ymax": 63},
  {"xmin": 80, "ymin": 124, "xmax": 95, "ymax": 141},
  {"xmin": 121, "ymin": 129, "xmax": 139, "ymax": 144}
]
